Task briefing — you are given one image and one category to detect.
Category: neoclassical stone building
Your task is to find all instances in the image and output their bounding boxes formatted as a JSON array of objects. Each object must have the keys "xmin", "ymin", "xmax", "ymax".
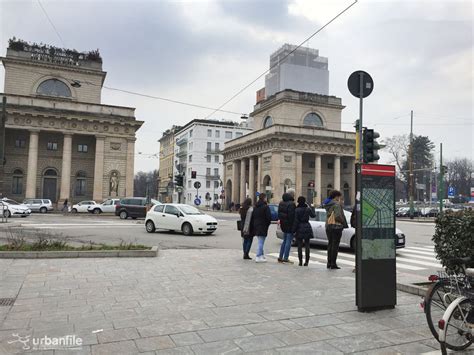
[
  {"xmin": 223, "ymin": 89, "xmax": 356, "ymax": 207},
  {"xmin": 0, "ymin": 39, "xmax": 143, "ymax": 203}
]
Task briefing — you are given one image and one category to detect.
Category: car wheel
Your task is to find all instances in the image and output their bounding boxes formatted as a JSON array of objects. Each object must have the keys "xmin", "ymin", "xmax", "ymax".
[
  {"xmin": 21, "ymin": 215, "xmax": 27, "ymax": 218},
  {"xmin": 71, "ymin": 208, "xmax": 78, "ymax": 214},
  {"xmin": 3, "ymin": 210, "xmax": 11, "ymax": 218},
  {"xmin": 119, "ymin": 211, "xmax": 128, "ymax": 219},
  {"xmin": 350, "ymin": 236, "xmax": 356, "ymax": 251},
  {"xmin": 40, "ymin": 207, "xmax": 47, "ymax": 214},
  {"xmin": 145, "ymin": 220, "xmax": 156, "ymax": 233},
  {"xmin": 182, "ymin": 222, "xmax": 193, "ymax": 236},
  {"xmin": 93, "ymin": 208, "xmax": 101, "ymax": 214}
]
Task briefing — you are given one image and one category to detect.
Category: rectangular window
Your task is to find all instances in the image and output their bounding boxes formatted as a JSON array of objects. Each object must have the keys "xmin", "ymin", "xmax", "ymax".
[
  {"xmin": 188, "ymin": 142, "xmax": 193, "ymax": 150},
  {"xmin": 207, "ymin": 142, "xmax": 212, "ymax": 150},
  {"xmin": 78, "ymin": 144, "xmax": 88, "ymax": 153},
  {"xmin": 189, "ymin": 129, "xmax": 193, "ymax": 137},
  {"xmin": 206, "ymin": 181, "xmax": 211, "ymax": 188},
  {"xmin": 214, "ymin": 155, "xmax": 219, "ymax": 163},
  {"xmin": 327, "ymin": 162, "xmax": 334, "ymax": 169},
  {"xmin": 188, "ymin": 167, "xmax": 192, "ymax": 176},
  {"xmin": 12, "ymin": 176, "xmax": 22, "ymax": 194},
  {"xmin": 188, "ymin": 180, "xmax": 191, "ymax": 188},
  {"xmin": 15, "ymin": 137, "xmax": 26, "ymax": 148},
  {"xmin": 47, "ymin": 142, "xmax": 58, "ymax": 151},
  {"xmin": 214, "ymin": 168, "xmax": 219, "ymax": 176},
  {"xmin": 75, "ymin": 179, "xmax": 86, "ymax": 196},
  {"xmin": 215, "ymin": 143, "xmax": 220, "ymax": 151},
  {"xmin": 343, "ymin": 162, "xmax": 348, "ymax": 169},
  {"xmin": 207, "ymin": 129, "xmax": 212, "ymax": 137},
  {"xmin": 225, "ymin": 131, "xmax": 232, "ymax": 139},
  {"xmin": 309, "ymin": 161, "xmax": 315, "ymax": 168},
  {"xmin": 214, "ymin": 181, "xmax": 219, "ymax": 188},
  {"xmin": 206, "ymin": 168, "xmax": 211, "ymax": 176},
  {"xmin": 188, "ymin": 155, "xmax": 192, "ymax": 162},
  {"xmin": 207, "ymin": 155, "xmax": 211, "ymax": 163},
  {"xmin": 215, "ymin": 130, "xmax": 220, "ymax": 138},
  {"xmin": 235, "ymin": 132, "xmax": 243, "ymax": 138}
]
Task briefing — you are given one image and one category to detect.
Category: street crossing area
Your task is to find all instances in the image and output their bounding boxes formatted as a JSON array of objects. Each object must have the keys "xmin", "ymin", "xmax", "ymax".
[{"xmin": 267, "ymin": 245, "xmax": 442, "ymax": 273}]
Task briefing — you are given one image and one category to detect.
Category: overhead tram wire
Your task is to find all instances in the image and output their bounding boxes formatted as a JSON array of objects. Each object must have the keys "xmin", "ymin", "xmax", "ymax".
[
  {"xmin": 203, "ymin": 0, "xmax": 359, "ymax": 120},
  {"xmin": 37, "ymin": 0, "xmax": 67, "ymax": 47}
]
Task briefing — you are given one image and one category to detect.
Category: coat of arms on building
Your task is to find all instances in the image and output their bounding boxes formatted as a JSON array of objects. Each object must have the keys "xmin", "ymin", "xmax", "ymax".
[{"xmin": 110, "ymin": 142, "xmax": 121, "ymax": 151}]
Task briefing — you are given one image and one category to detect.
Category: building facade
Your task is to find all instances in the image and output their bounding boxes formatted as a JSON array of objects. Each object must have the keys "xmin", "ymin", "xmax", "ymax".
[
  {"xmin": 171, "ymin": 119, "xmax": 252, "ymax": 206},
  {"xmin": 264, "ymin": 44, "xmax": 329, "ymax": 98},
  {"xmin": 0, "ymin": 39, "xmax": 143, "ymax": 204},
  {"xmin": 157, "ymin": 125, "xmax": 181, "ymax": 202},
  {"xmin": 223, "ymin": 89, "xmax": 356, "ymax": 208}
]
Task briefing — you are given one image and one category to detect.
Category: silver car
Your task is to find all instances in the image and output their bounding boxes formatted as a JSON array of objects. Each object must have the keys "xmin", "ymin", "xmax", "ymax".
[
  {"xmin": 276, "ymin": 208, "xmax": 406, "ymax": 250},
  {"xmin": 23, "ymin": 199, "xmax": 54, "ymax": 213}
]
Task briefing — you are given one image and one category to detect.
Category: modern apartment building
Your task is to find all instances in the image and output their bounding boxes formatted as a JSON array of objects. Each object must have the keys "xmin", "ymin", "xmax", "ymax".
[
  {"xmin": 157, "ymin": 125, "xmax": 181, "ymax": 202},
  {"xmin": 172, "ymin": 119, "xmax": 252, "ymax": 206}
]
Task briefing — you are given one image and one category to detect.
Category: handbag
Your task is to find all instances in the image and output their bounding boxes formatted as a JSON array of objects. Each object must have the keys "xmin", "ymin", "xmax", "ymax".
[
  {"xmin": 327, "ymin": 211, "xmax": 336, "ymax": 225},
  {"xmin": 237, "ymin": 220, "xmax": 242, "ymax": 231}
]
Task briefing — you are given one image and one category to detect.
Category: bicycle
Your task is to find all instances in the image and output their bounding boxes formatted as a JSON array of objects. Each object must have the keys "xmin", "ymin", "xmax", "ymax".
[
  {"xmin": 422, "ymin": 257, "xmax": 471, "ymax": 341},
  {"xmin": 438, "ymin": 267, "xmax": 473, "ymax": 354}
]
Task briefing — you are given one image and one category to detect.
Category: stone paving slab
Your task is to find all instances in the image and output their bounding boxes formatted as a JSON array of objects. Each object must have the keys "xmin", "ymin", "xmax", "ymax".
[{"xmin": 0, "ymin": 249, "xmax": 449, "ymax": 354}]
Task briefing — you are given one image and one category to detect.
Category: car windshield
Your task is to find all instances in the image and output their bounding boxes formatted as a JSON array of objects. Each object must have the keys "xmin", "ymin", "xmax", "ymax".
[
  {"xmin": 4, "ymin": 199, "xmax": 19, "ymax": 205},
  {"xmin": 151, "ymin": 199, "xmax": 161, "ymax": 205},
  {"xmin": 179, "ymin": 205, "xmax": 203, "ymax": 215}
]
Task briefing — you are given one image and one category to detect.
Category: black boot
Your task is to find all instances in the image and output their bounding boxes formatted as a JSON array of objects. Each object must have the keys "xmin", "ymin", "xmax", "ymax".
[
  {"xmin": 244, "ymin": 253, "xmax": 252, "ymax": 260},
  {"xmin": 298, "ymin": 258, "xmax": 303, "ymax": 266}
]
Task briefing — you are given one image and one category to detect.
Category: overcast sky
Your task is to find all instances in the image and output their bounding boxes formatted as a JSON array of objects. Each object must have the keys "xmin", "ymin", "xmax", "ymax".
[{"xmin": 1, "ymin": 0, "xmax": 472, "ymax": 173}]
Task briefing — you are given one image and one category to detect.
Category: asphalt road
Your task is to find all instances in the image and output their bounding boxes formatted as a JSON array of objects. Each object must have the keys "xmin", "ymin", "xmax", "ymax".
[{"xmin": 0, "ymin": 211, "xmax": 437, "ymax": 279}]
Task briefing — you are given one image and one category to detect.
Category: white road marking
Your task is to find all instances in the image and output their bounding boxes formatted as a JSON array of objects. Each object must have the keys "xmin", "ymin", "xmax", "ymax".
[
  {"xmin": 409, "ymin": 246, "xmax": 435, "ymax": 252},
  {"xmin": 395, "ymin": 256, "xmax": 441, "ymax": 268},
  {"xmin": 399, "ymin": 250, "xmax": 438, "ymax": 261},
  {"xmin": 401, "ymin": 248, "xmax": 436, "ymax": 256}
]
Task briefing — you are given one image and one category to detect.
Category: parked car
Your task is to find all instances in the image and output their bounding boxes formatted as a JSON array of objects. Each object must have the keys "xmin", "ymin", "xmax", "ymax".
[
  {"xmin": 276, "ymin": 208, "xmax": 405, "ymax": 250},
  {"xmin": 70, "ymin": 200, "xmax": 97, "ymax": 213},
  {"xmin": 87, "ymin": 199, "xmax": 120, "ymax": 214},
  {"xmin": 23, "ymin": 199, "xmax": 54, "ymax": 213},
  {"xmin": 115, "ymin": 197, "xmax": 161, "ymax": 219},
  {"xmin": 145, "ymin": 203, "xmax": 218, "ymax": 235},
  {"xmin": 1, "ymin": 198, "xmax": 31, "ymax": 218},
  {"xmin": 268, "ymin": 203, "xmax": 279, "ymax": 223}
]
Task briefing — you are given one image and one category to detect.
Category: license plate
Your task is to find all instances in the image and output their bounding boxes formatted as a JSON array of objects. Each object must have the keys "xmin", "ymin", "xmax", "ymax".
[
  {"xmin": 398, "ymin": 238, "xmax": 404, "ymax": 243},
  {"xmin": 208, "ymin": 226, "xmax": 216, "ymax": 230}
]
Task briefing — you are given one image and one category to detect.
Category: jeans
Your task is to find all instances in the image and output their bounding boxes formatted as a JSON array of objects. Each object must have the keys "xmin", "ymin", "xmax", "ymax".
[
  {"xmin": 326, "ymin": 227, "xmax": 343, "ymax": 267},
  {"xmin": 279, "ymin": 232, "xmax": 293, "ymax": 260},
  {"xmin": 256, "ymin": 236, "xmax": 266, "ymax": 257},
  {"xmin": 242, "ymin": 237, "xmax": 253, "ymax": 255}
]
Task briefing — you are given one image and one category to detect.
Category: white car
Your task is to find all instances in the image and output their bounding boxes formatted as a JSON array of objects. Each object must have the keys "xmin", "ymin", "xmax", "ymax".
[
  {"xmin": 70, "ymin": 200, "xmax": 97, "ymax": 213},
  {"xmin": 276, "ymin": 208, "xmax": 406, "ymax": 250},
  {"xmin": 87, "ymin": 199, "xmax": 120, "ymax": 214},
  {"xmin": 1, "ymin": 198, "xmax": 31, "ymax": 218},
  {"xmin": 145, "ymin": 203, "xmax": 218, "ymax": 236}
]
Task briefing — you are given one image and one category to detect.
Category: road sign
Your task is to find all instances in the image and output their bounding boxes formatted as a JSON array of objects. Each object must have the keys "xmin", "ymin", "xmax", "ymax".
[
  {"xmin": 194, "ymin": 198, "xmax": 201, "ymax": 206},
  {"xmin": 256, "ymin": 191, "xmax": 260, "ymax": 197},
  {"xmin": 348, "ymin": 71, "xmax": 374, "ymax": 98},
  {"xmin": 448, "ymin": 186, "xmax": 456, "ymax": 198},
  {"xmin": 176, "ymin": 186, "xmax": 183, "ymax": 193},
  {"xmin": 194, "ymin": 181, "xmax": 201, "ymax": 189}
]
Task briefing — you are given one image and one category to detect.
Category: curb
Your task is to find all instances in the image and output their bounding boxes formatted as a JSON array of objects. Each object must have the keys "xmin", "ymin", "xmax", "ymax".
[
  {"xmin": 396, "ymin": 282, "xmax": 429, "ymax": 297},
  {"xmin": 0, "ymin": 246, "xmax": 158, "ymax": 259}
]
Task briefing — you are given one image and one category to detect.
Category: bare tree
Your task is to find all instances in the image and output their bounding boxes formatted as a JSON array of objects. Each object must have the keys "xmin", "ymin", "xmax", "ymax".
[
  {"xmin": 384, "ymin": 134, "xmax": 409, "ymax": 179},
  {"xmin": 445, "ymin": 158, "xmax": 473, "ymax": 200}
]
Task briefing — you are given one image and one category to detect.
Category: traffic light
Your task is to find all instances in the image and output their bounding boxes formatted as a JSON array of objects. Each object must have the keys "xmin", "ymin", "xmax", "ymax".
[
  {"xmin": 191, "ymin": 171, "xmax": 197, "ymax": 179},
  {"xmin": 174, "ymin": 174, "xmax": 184, "ymax": 187},
  {"xmin": 363, "ymin": 128, "xmax": 380, "ymax": 163}
]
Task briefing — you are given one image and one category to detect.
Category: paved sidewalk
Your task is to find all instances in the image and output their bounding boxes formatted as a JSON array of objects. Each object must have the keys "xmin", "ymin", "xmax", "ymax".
[{"xmin": 0, "ymin": 249, "xmax": 452, "ymax": 354}]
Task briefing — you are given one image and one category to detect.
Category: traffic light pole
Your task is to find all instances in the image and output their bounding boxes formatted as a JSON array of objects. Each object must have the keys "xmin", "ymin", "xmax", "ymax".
[
  {"xmin": 358, "ymin": 72, "xmax": 364, "ymax": 163},
  {"xmin": 409, "ymin": 110, "xmax": 414, "ymax": 219}
]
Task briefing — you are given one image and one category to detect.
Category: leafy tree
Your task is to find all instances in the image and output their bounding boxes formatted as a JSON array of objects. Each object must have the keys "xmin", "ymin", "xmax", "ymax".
[{"xmin": 133, "ymin": 170, "xmax": 159, "ymax": 198}]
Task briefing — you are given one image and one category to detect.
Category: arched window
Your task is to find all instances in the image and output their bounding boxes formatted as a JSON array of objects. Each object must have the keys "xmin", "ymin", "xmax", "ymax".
[
  {"xmin": 75, "ymin": 171, "xmax": 87, "ymax": 196},
  {"xmin": 263, "ymin": 116, "xmax": 273, "ymax": 128},
  {"xmin": 12, "ymin": 169, "xmax": 23, "ymax": 194},
  {"xmin": 44, "ymin": 169, "xmax": 58, "ymax": 176},
  {"xmin": 37, "ymin": 79, "xmax": 72, "ymax": 98},
  {"xmin": 303, "ymin": 112, "xmax": 324, "ymax": 127},
  {"xmin": 326, "ymin": 184, "xmax": 333, "ymax": 198}
]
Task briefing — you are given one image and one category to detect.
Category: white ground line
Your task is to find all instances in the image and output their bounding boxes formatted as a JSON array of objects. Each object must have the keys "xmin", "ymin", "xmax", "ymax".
[
  {"xmin": 399, "ymin": 250, "xmax": 438, "ymax": 261},
  {"xmin": 410, "ymin": 246, "xmax": 435, "ymax": 251},
  {"xmin": 395, "ymin": 256, "xmax": 441, "ymax": 268},
  {"xmin": 401, "ymin": 248, "xmax": 436, "ymax": 256}
]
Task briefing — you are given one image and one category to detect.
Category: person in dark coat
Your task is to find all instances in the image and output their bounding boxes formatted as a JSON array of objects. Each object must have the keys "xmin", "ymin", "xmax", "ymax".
[
  {"xmin": 324, "ymin": 190, "xmax": 349, "ymax": 269},
  {"xmin": 277, "ymin": 189, "xmax": 296, "ymax": 263},
  {"xmin": 252, "ymin": 194, "xmax": 272, "ymax": 263},
  {"xmin": 239, "ymin": 198, "xmax": 254, "ymax": 260},
  {"xmin": 292, "ymin": 196, "xmax": 316, "ymax": 266}
]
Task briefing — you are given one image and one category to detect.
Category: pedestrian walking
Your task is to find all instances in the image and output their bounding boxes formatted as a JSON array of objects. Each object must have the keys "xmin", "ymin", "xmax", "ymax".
[
  {"xmin": 61, "ymin": 198, "xmax": 69, "ymax": 214},
  {"xmin": 292, "ymin": 196, "xmax": 316, "ymax": 266},
  {"xmin": 239, "ymin": 198, "xmax": 254, "ymax": 260},
  {"xmin": 252, "ymin": 194, "xmax": 272, "ymax": 263},
  {"xmin": 277, "ymin": 189, "xmax": 296, "ymax": 264},
  {"xmin": 324, "ymin": 190, "xmax": 348, "ymax": 269}
]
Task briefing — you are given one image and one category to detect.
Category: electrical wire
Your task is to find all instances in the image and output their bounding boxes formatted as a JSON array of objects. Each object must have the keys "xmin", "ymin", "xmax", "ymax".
[
  {"xmin": 37, "ymin": 0, "xmax": 67, "ymax": 48},
  {"xmin": 203, "ymin": 0, "xmax": 359, "ymax": 119}
]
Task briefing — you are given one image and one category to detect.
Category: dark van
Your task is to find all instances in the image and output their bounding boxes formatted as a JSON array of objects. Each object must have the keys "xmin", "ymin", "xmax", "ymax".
[{"xmin": 115, "ymin": 197, "xmax": 148, "ymax": 219}]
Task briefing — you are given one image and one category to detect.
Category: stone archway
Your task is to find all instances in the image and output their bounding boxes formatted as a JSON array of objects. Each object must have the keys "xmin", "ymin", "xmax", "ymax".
[
  {"xmin": 42, "ymin": 168, "xmax": 59, "ymax": 202},
  {"xmin": 263, "ymin": 175, "xmax": 272, "ymax": 201}
]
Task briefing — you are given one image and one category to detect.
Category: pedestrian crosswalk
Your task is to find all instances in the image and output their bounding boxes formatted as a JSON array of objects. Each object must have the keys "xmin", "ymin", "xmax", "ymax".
[{"xmin": 267, "ymin": 245, "xmax": 442, "ymax": 272}]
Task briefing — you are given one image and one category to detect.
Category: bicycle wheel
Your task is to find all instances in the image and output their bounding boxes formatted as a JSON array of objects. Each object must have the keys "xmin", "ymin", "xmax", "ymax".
[
  {"xmin": 444, "ymin": 298, "xmax": 473, "ymax": 351},
  {"xmin": 424, "ymin": 281, "xmax": 456, "ymax": 340}
]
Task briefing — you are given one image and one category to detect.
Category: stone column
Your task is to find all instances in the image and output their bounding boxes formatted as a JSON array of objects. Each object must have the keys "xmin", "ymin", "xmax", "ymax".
[
  {"xmin": 59, "ymin": 134, "xmax": 73, "ymax": 201},
  {"xmin": 232, "ymin": 160, "xmax": 239, "ymax": 205},
  {"xmin": 249, "ymin": 156, "xmax": 255, "ymax": 200},
  {"xmin": 93, "ymin": 135, "xmax": 105, "ymax": 201},
  {"xmin": 314, "ymin": 154, "xmax": 322, "ymax": 206},
  {"xmin": 25, "ymin": 130, "xmax": 39, "ymax": 198},
  {"xmin": 125, "ymin": 138, "xmax": 135, "ymax": 196},
  {"xmin": 240, "ymin": 158, "xmax": 246, "ymax": 203},
  {"xmin": 334, "ymin": 155, "xmax": 341, "ymax": 191},
  {"xmin": 271, "ymin": 152, "xmax": 281, "ymax": 202},
  {"xmin": 295, "ymin": 153, "xmax": 303, "ymax": 197},
  {"xmin": 257, "ymin": 155, "xmax": 263, "ymax": 194}
]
